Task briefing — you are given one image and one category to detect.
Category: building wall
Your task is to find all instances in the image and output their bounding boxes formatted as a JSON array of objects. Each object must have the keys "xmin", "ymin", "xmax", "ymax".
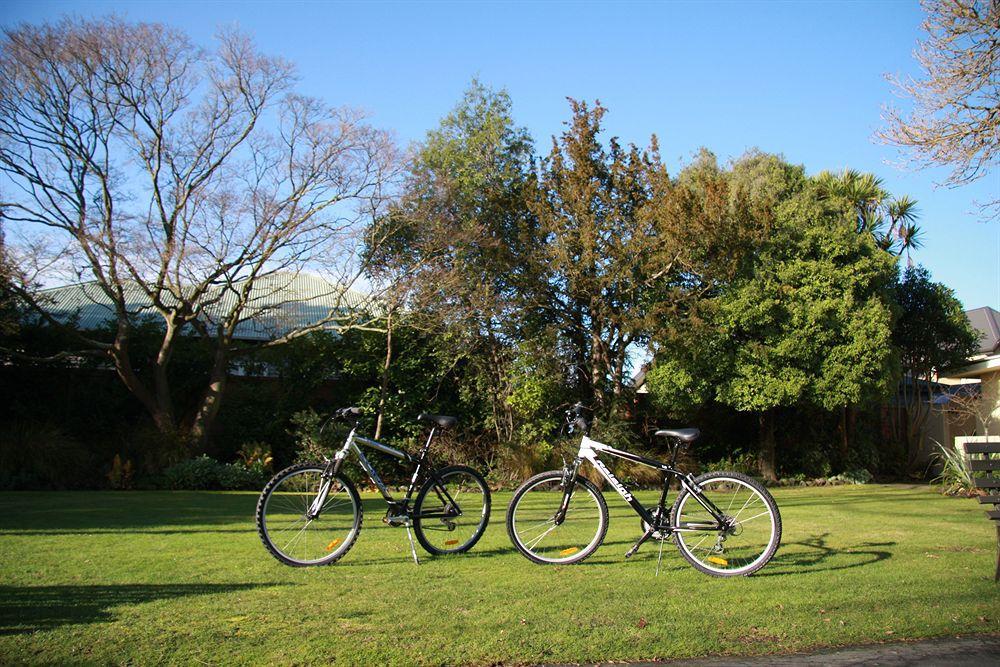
[{"xmin": 979, "ymin": 371, "xmax": 1000, "ymax": 435}]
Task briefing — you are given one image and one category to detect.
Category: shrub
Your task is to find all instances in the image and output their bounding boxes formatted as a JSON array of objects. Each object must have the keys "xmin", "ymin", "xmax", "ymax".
[
  {"xmin": 218, "ymin": 461, "xmax": 270, "ymax": 490},
  {"xmin": 118, "ymin": 424, "xmax": 191, "ymax": 475},
  {"xmin": 827, "ymin": 468, "xmax": 873, "ymax": 485},
  {"xmin": 237, "ymin": 441, "xmax": 273, "ymax": 470},
  {"xmin": 702, "ymin": 451, "xmax": 758, "ymax": 476},
  {"xmin": 107, "ymin": 454, "xmax": 134, "ymax": 490},
  {"xmin": 289, "ymin": 409, "xmax": 337, "ymax": 461},
  {"xmin": 772, "ymin": 469, "xmax": 873, "ymax": 487},
  {"xmin": 0, "ymin": 422, "xmax": 93, "ymax": 489},
  {"xmin": 492, "ymin": 438, "xmax": 561, "ymax": 488},
  {"xmin": 163, "ymin": 456, "xmax": 224, "ymax": 490},
  {"xmin": 931, "ymin": 441, "xmax": 978, "ymax": 496}
]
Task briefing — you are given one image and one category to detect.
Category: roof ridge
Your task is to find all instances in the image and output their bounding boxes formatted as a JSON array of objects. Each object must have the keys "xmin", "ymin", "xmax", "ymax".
[{"xmin": 37, "ymin": 271, "xmax": 371, "ymax": 299}]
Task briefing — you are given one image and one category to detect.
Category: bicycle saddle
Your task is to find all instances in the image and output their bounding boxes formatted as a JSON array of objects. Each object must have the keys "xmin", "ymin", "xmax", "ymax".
[
  {"xmin": 418, "ymin": 413, "xmax": 457, "ymax": 429},
  {"xmin": 654, "ymin": 428, "xmax": 700, "ymax": 442}
]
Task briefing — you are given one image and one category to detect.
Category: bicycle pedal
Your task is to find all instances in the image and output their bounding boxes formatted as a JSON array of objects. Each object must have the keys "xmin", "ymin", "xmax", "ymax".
[
  {"xmin": 384, "ymin": 516, "xmax": 411, "ymax": 527},
  {"xmin": 625, "ymin": 527, "xmax": 655, "ymax": 559}
]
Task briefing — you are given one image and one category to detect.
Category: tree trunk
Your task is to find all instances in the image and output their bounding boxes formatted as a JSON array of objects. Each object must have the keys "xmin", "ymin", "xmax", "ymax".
[
  {"xmin": 758, "ymin": 410, "xmax": 778, "ymax": 483},
  {"xmin": 189, "ymin": 348, "xmax": 230, "ymax": 449},
  {"xmin": 994, "ymin": 523, "xmax": 999, "ymax": 583},
  {"xmin": 109, "ymin": 323, "xmax": 176, "ymax": 435},
  {"xmin": 152, "ymin": 318, "xmax": 179, "ymax": 428},
  {"xmin": 589, "ymin": 327, "xmax": 607, "ymax": 412},
  {"xmin": 374, "ymin": 308, "xmax": 393, "ymax": 440},
  {"xmin": 995, "ymin": 523, "xmax": 999, "ymax": 583},
  {"xmin": 905, "ymin": 374, "xmax": 932, "ymax": 473},
  {"xmin": 839, "ymin": 405, "xmax": 850, "ymax": 467},
  {"xmin": 608, "ymin": 334, "xmax": 629, "ymax": 413}
]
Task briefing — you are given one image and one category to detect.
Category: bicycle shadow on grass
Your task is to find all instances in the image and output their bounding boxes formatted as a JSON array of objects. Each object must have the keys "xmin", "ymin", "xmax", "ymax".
[
  {"xmin": 754, "ymin": 532, "xmax": 895, "ymax": 577},
  {"xmin": 0, "ymin": 582, "xmax": 291, "ymax": 635},
  {"xmin": 596, "ymin": 532, "xmax": 896, "ymax": 577}
]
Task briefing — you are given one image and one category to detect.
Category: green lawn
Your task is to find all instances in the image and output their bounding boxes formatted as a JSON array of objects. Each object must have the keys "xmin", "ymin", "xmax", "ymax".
[{"xmin": 0, "ymin": 485, "xmax": 997, "ymax": 664}]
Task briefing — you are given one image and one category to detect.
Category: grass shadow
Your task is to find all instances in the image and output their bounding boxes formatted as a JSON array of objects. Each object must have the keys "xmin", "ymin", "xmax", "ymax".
[
  {"xmin": 0, "ymin": 582, "xmax": 288, "ymax": 635},
  {"xmin": 0, "ymin": 528, "xmax": 253, "ymax": 536},
  {"xmin": 0, "ymin": 491, "xmax": 259, "ymax": 533}
]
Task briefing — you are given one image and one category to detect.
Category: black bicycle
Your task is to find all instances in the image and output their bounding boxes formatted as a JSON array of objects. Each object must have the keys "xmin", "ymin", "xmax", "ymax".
[
  {"xmin": 506, "ymin": 405, "xmax": 781, "ymax": 577},
  {"xmin": 256, "ymin": 408, "xmax": 491, "ymax": 566}
]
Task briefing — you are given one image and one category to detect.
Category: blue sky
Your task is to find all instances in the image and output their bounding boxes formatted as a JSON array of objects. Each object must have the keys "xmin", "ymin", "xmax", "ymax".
[{"xmin": 5, "ymin": 0, "xmax": 998, "ymax": 309}]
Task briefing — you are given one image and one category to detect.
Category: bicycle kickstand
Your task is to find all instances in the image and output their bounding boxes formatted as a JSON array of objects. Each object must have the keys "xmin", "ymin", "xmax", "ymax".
[
  {"xmin": 404, "ymin": 523, "xmax": 420, "ymax": 565},
  {"xmin": 655, "ymin": 533, "xmax": 666, "ymax": 577}
]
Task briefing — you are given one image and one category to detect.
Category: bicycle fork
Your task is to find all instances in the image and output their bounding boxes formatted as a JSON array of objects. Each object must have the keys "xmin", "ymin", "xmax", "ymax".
[
  {"xmin": 554, "ymin": 457, "xmax": 582, "ymax": 525},
  {"xmin": 306, "ymin": 460, "xmax": 341, "ymax": 520}
]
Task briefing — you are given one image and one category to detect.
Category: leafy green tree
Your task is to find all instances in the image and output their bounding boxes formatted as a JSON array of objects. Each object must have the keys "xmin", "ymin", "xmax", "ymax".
[
  {"xmin": 529, "ymin": 100, "xmax": 725, "ymax": 416},
  {"xmin": 815, "ymin": 169, "xmax": 922, "ymax": 262},
  {"xmin": 648, "ymin": 154, "xmax": 899, "ymax": 480},
  {"xmin": 890, "ymin": 265, "xmax": 979, "ymax": 469},
  {"xmin": 372, "ymin": 80, "xmax": 540, "ymax": 446}
]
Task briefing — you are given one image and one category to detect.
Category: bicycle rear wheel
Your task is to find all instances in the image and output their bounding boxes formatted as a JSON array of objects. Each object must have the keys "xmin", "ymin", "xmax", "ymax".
[
  {"xmin": 413, "ymin": 465, "xmax": 491, "ymax": 555},
  {"xmin": 256, "ymin": 463, "xmax": 362, "ymax": 566},
  {"xmin": 671, "ymin": 471, "xmax": 781, "ymax": 577},
  {"xmin": 506, "ymin": 470, "xmax": 608, "ymax": 564}
]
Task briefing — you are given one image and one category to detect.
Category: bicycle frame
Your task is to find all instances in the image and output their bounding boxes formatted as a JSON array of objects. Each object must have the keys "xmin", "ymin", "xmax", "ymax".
[
  {"xmin": 557, "ymin": 435, "xmax": 727, "ymax": 533},
  {"xmin": 308, "ymin": 424, "xmax": 461, "ymax": 521}
]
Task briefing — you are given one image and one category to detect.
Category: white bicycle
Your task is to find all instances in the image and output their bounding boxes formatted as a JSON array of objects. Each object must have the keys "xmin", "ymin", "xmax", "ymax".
[{"xmin": 506, "ymin": 404, "xmax": 782, "ymax": 577}]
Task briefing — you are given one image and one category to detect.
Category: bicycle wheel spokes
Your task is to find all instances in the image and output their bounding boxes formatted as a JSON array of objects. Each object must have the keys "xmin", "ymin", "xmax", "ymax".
[
  {"xmin": 510, "ymin": 477, "xmax": 603, "ymax": 563},
  {"xmin": 675, "ymin": 477, "xmax": 776, "ymax": 575},
  {"xmin": 416, "ymin": 469, "xmax": 488, "ymax": 554},
  {"xmin": 262, "ymin": 468, "xmax": 358, "ymax": 565}
]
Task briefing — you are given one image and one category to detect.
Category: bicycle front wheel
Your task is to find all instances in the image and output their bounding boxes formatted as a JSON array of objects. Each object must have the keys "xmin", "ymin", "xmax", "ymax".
[
  {"xmin": 506, "ymin": 470, "xmax": 608, "ymax": 564},
  {"xmin": 671, "ymin": 471, "xmax": 781, "ymax": 577},
  {"xmin": 256, "ymin": 463, "xmax": 362, "ymax": 566},
  {"xmin": 413, "ymin": 465, "xmax": 491, "ymax": 555}
]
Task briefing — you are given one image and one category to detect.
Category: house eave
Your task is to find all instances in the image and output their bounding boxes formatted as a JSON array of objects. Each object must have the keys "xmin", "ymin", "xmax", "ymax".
[{"xmin": 940, "ymin": 354, "xmax": 1000, "ymax": 379}]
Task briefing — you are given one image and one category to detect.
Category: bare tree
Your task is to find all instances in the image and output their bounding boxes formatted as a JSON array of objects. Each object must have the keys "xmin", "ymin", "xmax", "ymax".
[
  {"xmin": 946, "ymin": 384, "xmax": 997, "ymax": 435},
  {"xmin": 879, "ymin": 0, "xmax": 1000, "ymax": 218},
  {"xmin": 0, "ymin": 17, "xmax": 400, "ymax": 444}
]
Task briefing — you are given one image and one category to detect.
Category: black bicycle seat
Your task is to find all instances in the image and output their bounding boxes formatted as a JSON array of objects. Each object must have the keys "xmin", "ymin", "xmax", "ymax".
[
  {"xmin": 418, "ymin": 413, "xmax": 457, "ymax": 429},
  {"xmin": 654, "ymin": 428, "xmax": 700, "ymax": 442}
]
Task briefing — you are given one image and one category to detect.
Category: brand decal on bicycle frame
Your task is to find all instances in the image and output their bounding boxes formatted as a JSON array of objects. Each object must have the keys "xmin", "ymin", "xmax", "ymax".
[{"xmin": 592, "ymin": 458, "xmax": 634, "ymax": 502}]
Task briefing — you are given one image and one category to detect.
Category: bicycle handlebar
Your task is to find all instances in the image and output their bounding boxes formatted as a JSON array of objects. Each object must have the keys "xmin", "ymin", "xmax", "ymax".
[
  {"xmin": 564, "ymin": 402, "xmax": 591, "ymax": 435},
  {"xmin": 318, "ymin": 407, "xmax": 363, "ymax": 437},
  {"xmin": 333, "ymin": 407, "xmax": 363, "ymax": 422}
]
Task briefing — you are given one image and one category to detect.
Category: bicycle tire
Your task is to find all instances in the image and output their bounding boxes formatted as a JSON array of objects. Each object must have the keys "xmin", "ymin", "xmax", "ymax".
[
  {"xmin": 413, "ymin": 464, "xmax": 491, "ymax": 555},
  {"xmin": 671, "ymin": 470, "xmax": 781, "ymax": 577},
  {"xmin": 506, "ymin": 470, "xmax": 608, "ymax": 565},
  {"xmin": 256, "ymin": 462, "xmax": 363, "ymax": 567}
]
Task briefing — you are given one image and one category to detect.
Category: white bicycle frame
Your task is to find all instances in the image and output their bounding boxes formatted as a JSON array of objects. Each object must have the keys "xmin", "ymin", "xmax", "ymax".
[{"xmin": 565, "ymin": 435, "xmax": 724, "ymax": 530}]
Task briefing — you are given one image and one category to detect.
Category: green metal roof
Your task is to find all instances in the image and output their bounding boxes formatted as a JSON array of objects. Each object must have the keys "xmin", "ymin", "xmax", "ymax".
[{"xmin": 37, "ymin": 272, "xmax": 377, "ymax": 341}]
